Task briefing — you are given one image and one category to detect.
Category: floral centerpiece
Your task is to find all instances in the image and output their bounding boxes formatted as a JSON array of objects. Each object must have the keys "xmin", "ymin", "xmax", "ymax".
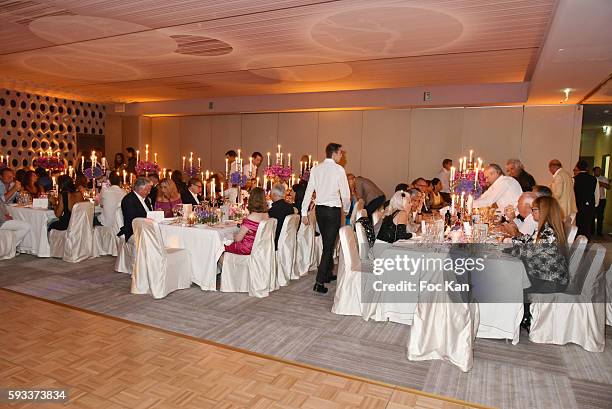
[
  {"xmin": 36, "ymin": 156, "xmax": 65, "ymax": 171},
  {"xmin": 264, "ymin": 164, "xmax": 292, "ymax": 183},
  {"xmin": 452, "ymin": 170, "xmax": 486, "ymax": 198},
  {"xmin": 194, "ymin": 205, "xmax": 223, "ymax": 225},
  {"xmin": 84, "ymin": 165, "xmax": 104, "ymax": 179},
  {"xmin": 229, "ymin": 171, "xmax": 248, "ymax": 188},
  {"xmin": 183, "ymin": 165, "xmax": 200, "ymax": 178},
  {"xmin": 135, "ymin": 160, "xmax": 160, "ymax": 176}
]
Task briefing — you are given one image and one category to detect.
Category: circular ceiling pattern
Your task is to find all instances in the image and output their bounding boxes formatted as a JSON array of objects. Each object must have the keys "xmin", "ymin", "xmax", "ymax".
[
  {"xmin": 247, "ymin": 55, "xmax": 352, "ymax": 82},
  {"xmin": 29, "ymin": 15, "xmax": 176, "ymax": 57},
  {"xmin": 171, "ymin": 35, "xmax": 233, "ymax": 56},
  {"xmin": 310, "ymin": 6, "xmax": 463, "ymax": 55}
]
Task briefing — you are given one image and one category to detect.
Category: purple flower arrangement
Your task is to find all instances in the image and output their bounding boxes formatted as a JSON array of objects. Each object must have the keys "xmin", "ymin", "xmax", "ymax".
[
  {"xmin": 84, "ymin": 166, "xmax": 104, "ymax": 179},
  {"xmin": 229, "ymin": 171, "xmax": 248, "ymax": 188},
  {"xmin": 135, "ymin": 160, "xmax": 160, "ymax": 175},
  {"xmin": 264, "ymin": 164, "xmax": 292, "ymax": 182},
  {"xmin": 36, "ymin": 156, "xmax": 65, "ymax": 171},
  {"xmin": 452, "ymin": 170, "xmax": 487, "ymax": 198},
  {"xmin": 183, "ymin": 165, "xmax": 200, "ymax": 178}
]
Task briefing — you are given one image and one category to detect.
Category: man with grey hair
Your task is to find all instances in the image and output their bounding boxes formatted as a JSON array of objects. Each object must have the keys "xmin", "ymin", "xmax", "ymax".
[
  {"xmin": 506, "ymin": 159, "xmax": 536, "ymax": 192},
  {"xmin": 268, "ymin": 183, "xmax": 295, "ymax": 249},
  {"xmin": 473, "ymin": 164, "xmax": 522, "ymax": 209},
  {"xmin": 503, "ymin": 192, "xmax": 538, "ymax": 237},
  {"xmin": 118, "ymin": 177, "xmax": 153, "ymax": 241},
  {"xmin": 532, "ymin": 185, "xmax": 552, "ymax": 197}
]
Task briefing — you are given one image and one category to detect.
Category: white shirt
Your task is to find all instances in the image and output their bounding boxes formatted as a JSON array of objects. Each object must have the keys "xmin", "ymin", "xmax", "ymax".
[
  {"xmin": 597, "ymin": 175, "xmax": 609, "ymax": 201},
  {"xmin": 473, "ymin": 175, "xmax": 522, "ymax": 210},
  {"xmin": 437, "ymin": 168, "xmax": 450, "ymax": 193},
  {"xmin": 515, "ymin": 213, "xmax": 538, "ymax": 236},
  {"xmin": 301, "ymin": 158, "xmax": 351, "ymax": 216},
  {"xmin": 229, "ymin": 160, "xmax": 240, "ymax": 174},
  {"xmin": 189, "ymin": 190, "xmax": 200, "ymax": 205},
  {"xmin": 99, "ymin": 185, "xmax": 127, "ymax": 226},
  {"xmin": 242, "ymin": 163, "xmax": 258, "ymax": 178},
  {"xmin": 134, "ymin": 191, "xmax": 149, "ymax": 212}
]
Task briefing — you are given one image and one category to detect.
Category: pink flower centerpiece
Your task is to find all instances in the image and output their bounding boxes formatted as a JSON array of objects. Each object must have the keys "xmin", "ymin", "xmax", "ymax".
[
  {"xmin": 135, "ymin": 160, "xmax": 160, "ymax": 176},
  {"xmin": 264, "ymin": 164, "xmax": 292, "ymax": 183}
]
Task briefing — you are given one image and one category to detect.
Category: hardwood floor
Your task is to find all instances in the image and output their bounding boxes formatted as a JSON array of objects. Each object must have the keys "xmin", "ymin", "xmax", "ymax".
[{"xmin": 0, "ymin": 289, "xmax": 484, "ymax": 409}]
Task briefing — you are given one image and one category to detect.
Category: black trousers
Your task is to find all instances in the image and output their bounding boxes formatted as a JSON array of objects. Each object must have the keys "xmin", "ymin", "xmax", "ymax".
[
  {"xmin": 365, "ymin": 195, "xmax": 386, "ymax": 221},
  {"xmin": 315, "ymin": 205, "xmax": 341, "ymax": 284},
  {"xmin": 576, "ymin": 204, "xmax": 595, "ymax": 239},
  {"xmin": 595, "ymin": 199, "xmax": 606, "ymax": 235}
]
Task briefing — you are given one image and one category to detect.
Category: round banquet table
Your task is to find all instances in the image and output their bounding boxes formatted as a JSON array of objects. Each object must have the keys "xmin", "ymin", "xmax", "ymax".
[
  {"xmin": 370, "ymin": 242, "xmax": 531, "ymax": 344},
  {"xmin": 6, "ymin": 204, "xmax": 56, "ymax": 257},
  {"xmin": 158, "ymin": 221, "xmax": 239, "ymax": 291}
]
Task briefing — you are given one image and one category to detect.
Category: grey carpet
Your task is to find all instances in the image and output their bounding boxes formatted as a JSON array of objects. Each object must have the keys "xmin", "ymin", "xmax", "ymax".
[{"xmin": 2, "ymin": 255, "xmax": 612, "ymax": 409}]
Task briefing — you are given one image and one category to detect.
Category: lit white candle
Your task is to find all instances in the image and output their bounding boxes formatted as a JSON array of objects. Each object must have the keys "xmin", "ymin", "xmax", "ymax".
[
  {"xmin": 276, "ymin": 153, "xmax": 279, "ymax": 164},
  {"xmin": 467, "ymin": 194, "xmax": 473, "ymax": 214},
  {"xmin": 460, "ymin": 191, "xmax": 465, "ymax": 209},
  {"xmin": 162, "ymin": 168, "xmax": 166, "ymax": 178},
  {"xmin": 52, "ymin": 176, "xmax": 56, "ymax": 187},
  {"xmin": 221, "ymin": 182, "xmax": 224, "ymax": 197},
  {"xmin": 249, "ymin": 157, "xmax": 253, "ymax": 176},
  {"xmin": 198, "ymin": 157, "xmax": 201, "ymax": 169},
  {"xmin": 463, "ymin": 156, "xmax": 467, "ymax": 171},
  {"xmin": 154, "ymin": 153, "xmax": 158, "ymax": 163},
  {"xmin": 478, "ymin": 158, "xmax": 482, "ymax": 169},
  {"xmin": 263, "ymin": 175, "xmax": 267, "ymax": 191},
  {"xmin": 451, "ymin": 194, "xmax": 456, "ymax": 211},
  {"xmin": 256, "ymin": 176, "xmax": 260, "ymax": 187},
  {"xmin": 81, "ymin": 156, "xmax": 84, "ymax": 169},
  {"xmin": 237, "ymin": 149, "xmax": 241, "ymax": 162},
  {"xmin": 206, "ymin": 170, "xmax": 210, "ymax": 180},
  {"xmin": 189, "ymin": 156, "xmax": 193, "ymax": 169},
  {"xmin": 57, "ymin": 151, "xmax": 60, "ymax": 159},
  {"xmin": 225, "ymin": 158, "xmax": 229, "ymax": 176},
  {"xmin": 308, "ymin": 155, "xmax": 312, "ymax": 168},
  {"xmin": 469, "ymin": 150, "xmax": 473, "ymax": 164},
  {"xmin": 450, "ymin": 166, "xmax": 455, "ymax": 184},
  {"xmin": 211, "ymin": 180, "xmax": 215, "ymax": 197},
  {"xmin": 123, "ymin": 170, "xmax": 127, "ymax": 184},
  {"xmin": 288, "ymin": 153, "xmax": 291, "ymax": 168},
  {"xmin": 136, "ymin": 150, "xmax": 139, "ymax": 163},
  {"xmin": 474, "ymin": 167, "xmax": 479, "ymax": 187},
  {"xmin": 169, "ymin": 171, "xmax": 172, "ymax": 180},
  {"xmin": 280, "ymin": 152, "xmax": 283, "ymax": 166},
  {"xmin": 182, "ymin": 156, "xmax": 186, "ymax": 171},
  {"xmin": 459, "ymin": 158, "xmax": 463, "ymax": 173},
  {"xmin": 277, "ymin": 144, "xmax": 281, "ymax": 155},
  {"xmin": 145, "ymin": 144, "xmax": 149, "ymax": 162},
  {"xmin": 203, "ymin": 180, "xmax": 206, "ymax": 198},
  {"xmin": 267, "ymin": 152, "xmax": 270, "ymax": 167}
]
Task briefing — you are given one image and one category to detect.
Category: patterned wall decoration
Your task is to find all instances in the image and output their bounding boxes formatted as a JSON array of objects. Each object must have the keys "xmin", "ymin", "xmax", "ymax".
[{"xmin": 0, "ymin": 88, "xmax": 105, "ymax": 169}]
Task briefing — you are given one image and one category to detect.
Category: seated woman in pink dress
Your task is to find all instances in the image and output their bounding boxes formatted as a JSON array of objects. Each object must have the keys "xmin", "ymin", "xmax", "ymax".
[
  {"xmin": 154, "ymin": 178, "xmax": 183, "ymax": 218},
  {"xmin": 225, "ymin": 187, "xmax": 269, "ymax": 255}
]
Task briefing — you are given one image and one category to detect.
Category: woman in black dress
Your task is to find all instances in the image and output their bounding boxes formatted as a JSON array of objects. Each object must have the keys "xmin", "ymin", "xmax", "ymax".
[{"xmin": 48, "ymin": 175, "xmax": 86, "ymax": 231}]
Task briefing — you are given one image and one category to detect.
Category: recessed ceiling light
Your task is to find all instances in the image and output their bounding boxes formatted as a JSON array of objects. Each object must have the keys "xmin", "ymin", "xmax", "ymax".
[
  {"xmin": 562, "ymin": 88, "xmax": 571, "ymax": 102},
  {"xmin": 558, "ymin": 48, "xmax": 565, "ymax": 52}
]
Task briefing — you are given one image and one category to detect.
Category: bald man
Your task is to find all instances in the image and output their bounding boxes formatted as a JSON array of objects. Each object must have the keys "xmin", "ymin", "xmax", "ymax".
[{"xmin": 548, "ymin": 159, "xmax": 577, "ymax": 220}]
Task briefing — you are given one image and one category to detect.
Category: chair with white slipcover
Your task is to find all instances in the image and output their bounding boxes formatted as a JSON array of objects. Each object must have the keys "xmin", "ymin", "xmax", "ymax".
[
  {"xmin": 49, "ymin": 201, "xmax": 95, "ymax": 262},
  {"xmin": 221, "ymin": 218, "xmax": 277, "ymax": 298},
  {"xmin": 115, "ymin": 207, "xmax": 136, "ymax": 273},
  {"xmin": 407, "ymin": 263, "xmax": 480, "ymax": 372},
  {"xmin": 130, "ymin": 218, "xmax": 192, "ymax": 299},
  {"xmin": 295, "ymin": 209, "xmax": 318, "ymax": 277},
  {"xmin": 529, "ymin": 244, "xmax": 607, "ymax": 352},
  {"xmin": 276, "ymin": 214, "xmax": 300, "ymax": 284},
  {"xmin": 94, "ymin": 204, "xmax": 123, "ymax": 257},
  {"xmin": 0, "ymin": 230, "xmax": 16, "ymax": 260}
]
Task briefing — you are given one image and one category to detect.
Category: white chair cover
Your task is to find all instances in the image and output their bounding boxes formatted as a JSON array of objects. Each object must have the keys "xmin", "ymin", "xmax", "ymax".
[
  {"xmin": 332, "ymin": 226, "xmax": 374, "ymax": 317},
  {"xmin": 0, "ymin": 230, "xmax": 16, "ymax": 260},
  {"xmin": 529, "ymin": 244, "xmax": 607, "ymax": 352},
  {"xmin": 295, "ymin": 209, "xmax": 318, "ymax": 277},
  {"xmin": 349, "ymin": 199, "xmax": 364, "ymax": 226},
  {"xmin": 407, "ymin": 266, "xmax": 480, "ymax": 372},
  {"xmin": 566, "ymin": 235, "xmax": 588, "ymax": 294},
  {"xmin": 606, "ymin": 265, "xmax": 612, "ymax": 326},
  {"xmin": 130, "ymin": 218, "xmax": 192, "ymax": 299},
  {"xmin": 49, "ymin": 201, "xmax": 95, "ymax": 262},
  {"xmin": 221, "ymin": 218, "xmax": 277, "ymax": 298},
  {"xmin": 566, "ymin": 225, "xmax": 578, "ymax": 245},
  {"xmin": 354, "ymin": 220, "xmax": 371, "ymax": 261},
  {"xmin": 114, "ymin": 208, "xmax": 137, "ymax": 274},
  {"xmin": 276, "ymin": 214, "xmax": 300, "ymax": 284},
  {"xmin": 94, "ymin": 204, "xmax": 123, "ymax": 257}
]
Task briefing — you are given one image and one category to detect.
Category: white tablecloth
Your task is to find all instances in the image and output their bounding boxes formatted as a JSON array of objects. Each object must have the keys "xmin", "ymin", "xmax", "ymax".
[
  {"xmin": 371, "ymin": 243, "xmax": 530, "ymax": 344},
  {"xmin": 6, "ymin": 204, "xmax": 56, "ymax": 257},
  {"xmin": 158, "ymin": 221, "xmax": 239, "ymax": 291}
]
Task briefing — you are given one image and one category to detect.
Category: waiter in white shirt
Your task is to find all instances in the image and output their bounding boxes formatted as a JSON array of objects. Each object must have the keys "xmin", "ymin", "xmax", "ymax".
[
  {"xmin": 473, "ymin": 164, "xmax": 522, "ymax": 210},
  {"xmin": 436, "ymin": 158, "xmax": 453, "ymax": 203},
  {"xmin": 302, "ymin": 143, "xmax": 351, "ymax": 294},
  {"xmin": 243, "ymin": 152, "xmax": 263, "ymax": 180}
]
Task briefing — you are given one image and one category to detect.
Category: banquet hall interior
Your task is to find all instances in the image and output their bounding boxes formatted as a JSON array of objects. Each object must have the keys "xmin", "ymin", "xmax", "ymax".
[{"xmin": 1, "ymin": 0, "xmax": 612, "ymax": 408}]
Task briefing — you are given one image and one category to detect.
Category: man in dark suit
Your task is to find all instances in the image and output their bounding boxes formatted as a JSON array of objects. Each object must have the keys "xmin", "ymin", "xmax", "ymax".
[
  {"xmin": 506, "ymin": 159, "xmax": 536, "ymax": 192},
  {"xmin": 148, "ymin": 173, "xmax": 160, "ymax": 208},
  {"xmin": 118, "ymin": 177, "xmax": 153, "ymax": 242},
  {"xmin": 268, "ymin": 183, "xmax": 295, "ymax": 249},
  {"xmin": 181, "ymin": 178, "xmax": 204, "ymax": 205},
  {"xmin": 574, "ymin": 160, "xmax": 597, "ymax": 239}
]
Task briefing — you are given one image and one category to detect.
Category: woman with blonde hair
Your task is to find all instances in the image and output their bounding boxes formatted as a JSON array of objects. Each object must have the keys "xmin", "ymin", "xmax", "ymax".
[
  {"xmin": 376, "ymin": 190, "xmax": 413, "ymax": 243},
  {"xmin": 225, "ymin": 187, "xmax": 269, "ymax": 255},
  {"xmin": 154, "ymin": 178, "xmax": 183, "ymax": 217}
]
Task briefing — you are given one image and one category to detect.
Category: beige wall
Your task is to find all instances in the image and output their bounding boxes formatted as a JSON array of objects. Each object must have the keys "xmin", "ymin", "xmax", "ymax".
[{"xmin": 115, "ymin": 105, "xmax": 582, "ymax": 198}]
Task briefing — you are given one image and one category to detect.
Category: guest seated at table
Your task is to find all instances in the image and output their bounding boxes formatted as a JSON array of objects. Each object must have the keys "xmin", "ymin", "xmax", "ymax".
[
  {"xmin": 48, "ymin": 175, "xmax": 86, "ymax": 232},
  {"xmin": 35, "ymin": 167, "xmax": 52, "ymax": 192},
  {"xmin": 532, "ymin": 185, "xmax": 552, "ymax": 197},
  {"xmin": 98, "ymin": 172, "xmax": 126, "ymax": 227},
  {"xmin": 15, "ymin": 169, "xmax": 26, "ymax": 186},
  {"xmin": 225, "ymin": 187, "xmax": 269, "ymax": 255},
  {"xmin": 268, "ymin": 184, "xmax": 296, "ymax": 249},
  {"xmin": 406, "ymin": 188, "xmax": 425, "ymax": 232},
  {"xmin": 506, "ymin": 196, "xmax": 569, "ymax": 331},
  {"xmin": 23, "ymin": 170, "xmax": 46, "ymax": 198},
  {"xmin": 411, "ymin": 178, "xmax": 431, "ymax": 213},
  {"xmin": 171, "ymin": 170, "xmax": 188, "ymax": 195},
  {"xmin": 429, "ymin": 178, "xmax": 448, "ymax": 210},
  {"xmin": 0, "ymin": 167, "xmax": 21, "ymax": 203},
  {"xmin": 473, "ymin": 164, "xmax": 522, "ymax": 210},
  {"xmin": 292, "ymin": 183, "xmax": 306, "ymax": 214},
  {"xmin": 148, "ymin": 173, "xmax": 160, "ymax": 208},
  {"xmin": 376, "ymin": 190, "xmax": 413, "ymax": 243},
  {"xmin": 181, "ymin": 178, "xmax": 203, "ymax": 205},
  {"xmin": 113, "ymin": 152, "xmax": 126, "ymax": 172},
  {"xmin": 502, "ymin": 192, "xmax": 538, "ymax": 237},
  {"xmin": 118, "ymin": 177, "xmax": 152, "ymax": 241},
  {"xmin": 154, "ymin": 178, "xmax": 183, "ymax": 218},
  {"xmin": 75, "ymin": 172, "xmax": 89, "ymax": 196}
]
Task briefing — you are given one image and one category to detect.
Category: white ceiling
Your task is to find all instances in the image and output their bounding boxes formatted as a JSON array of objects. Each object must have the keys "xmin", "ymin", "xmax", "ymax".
[{"xmin": 0, "ymin": 0, "xmax": 610, "ymax": 105}]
